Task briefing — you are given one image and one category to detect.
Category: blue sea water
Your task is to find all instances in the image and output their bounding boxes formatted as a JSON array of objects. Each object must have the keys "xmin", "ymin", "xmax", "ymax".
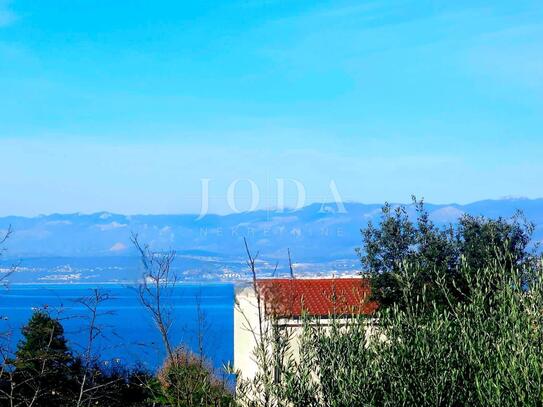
[{"xmin": 0, "ymin": 283, "xmax": 234, "ymax": 372}]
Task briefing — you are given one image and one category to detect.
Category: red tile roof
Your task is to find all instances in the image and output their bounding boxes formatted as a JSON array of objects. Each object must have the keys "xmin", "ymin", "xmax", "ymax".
[{"xmin": 256, "ymin": 278, "xmax": 377, "ymax": 318}]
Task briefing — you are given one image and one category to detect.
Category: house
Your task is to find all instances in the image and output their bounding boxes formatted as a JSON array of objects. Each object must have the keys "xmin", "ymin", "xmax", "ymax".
[{"xmin": 233, "ymin": 277, "xmax": 378, "ymax": 382}]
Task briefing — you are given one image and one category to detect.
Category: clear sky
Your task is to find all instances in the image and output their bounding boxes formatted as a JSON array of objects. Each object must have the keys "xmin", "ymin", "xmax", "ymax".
[{"xmin": 0, "ymin": 0, "xmax": 542, "ymax": 216}]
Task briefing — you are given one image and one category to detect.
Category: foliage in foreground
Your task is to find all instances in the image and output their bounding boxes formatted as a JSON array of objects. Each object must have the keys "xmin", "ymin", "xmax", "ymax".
[
  {"xmin": 0, "ymin": 311, "xmax": 233, "ymax": 406},
  {"xmin": 0, "ymin": 310, "xmax": 154, "ymax": 406},
  {"xmin": 358, "ymin": 197, "xmax": 535, "ymax": 310},
  {"xmin": 153, "ymin": 347, "xmax": 234, "ymax": 406},
  {"xmin": 242, "ymin": 252, "xmax": 543, "ymax": 406}
]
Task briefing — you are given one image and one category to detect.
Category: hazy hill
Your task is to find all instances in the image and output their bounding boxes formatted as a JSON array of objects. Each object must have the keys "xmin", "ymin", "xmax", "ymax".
[{"xmin": 1, "ymin": 198, "xmax": 541, "ymax": 263}]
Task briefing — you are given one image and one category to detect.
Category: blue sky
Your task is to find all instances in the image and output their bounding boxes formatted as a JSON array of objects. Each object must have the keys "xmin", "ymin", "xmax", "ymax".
[{"xmin": 0, "ymin": 0, "xmax": 542, "ymax": 215}]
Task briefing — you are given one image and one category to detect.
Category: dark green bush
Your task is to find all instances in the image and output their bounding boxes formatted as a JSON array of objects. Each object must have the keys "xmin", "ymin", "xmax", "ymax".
[
  {"xmin": 358, "ymin": 198, "xmax": 535, "ymax": 310},
  {"xmin": 152, "ymin": 347, "xmax": 234, "ymax": 406}
]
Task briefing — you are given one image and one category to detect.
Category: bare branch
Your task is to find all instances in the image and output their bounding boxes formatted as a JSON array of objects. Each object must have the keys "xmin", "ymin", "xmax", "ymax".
[
  {"xmin": 288, "ymin": 248, "xmax": 295, "ymax": 279},
  {"xmin": 132, "ymin": 234, "xmax": 177, "ymax": 363}
]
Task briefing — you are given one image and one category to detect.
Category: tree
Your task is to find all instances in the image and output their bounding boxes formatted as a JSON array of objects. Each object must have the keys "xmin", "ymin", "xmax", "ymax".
[
  {"xmin": 11, "ymin": 310, "xmax": 76, "ymax": 406},
  {"xmin": 357, "ymin": 197, "xmax": 535, "ymax": 309}
]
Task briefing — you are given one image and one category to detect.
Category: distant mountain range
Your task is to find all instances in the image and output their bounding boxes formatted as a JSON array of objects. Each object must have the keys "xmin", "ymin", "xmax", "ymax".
[{"xmin": 1, "ymin": 198, "xmax": 542, "ymax": 262}]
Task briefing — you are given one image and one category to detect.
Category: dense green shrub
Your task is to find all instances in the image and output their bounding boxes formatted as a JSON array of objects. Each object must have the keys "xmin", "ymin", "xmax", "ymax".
[
  {"xmin": 151, "ymin": 347, "xmax": 234, "ymax": 406},
  {"xmin": 358, "ymin": 198, "xmax": 535, "ymax": 310}
]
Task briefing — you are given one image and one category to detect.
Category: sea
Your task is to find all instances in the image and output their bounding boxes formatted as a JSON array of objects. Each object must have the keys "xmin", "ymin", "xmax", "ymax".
[{"xmin": 0, "ymin": 283, "xmax": 234, "ymax": 372}]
